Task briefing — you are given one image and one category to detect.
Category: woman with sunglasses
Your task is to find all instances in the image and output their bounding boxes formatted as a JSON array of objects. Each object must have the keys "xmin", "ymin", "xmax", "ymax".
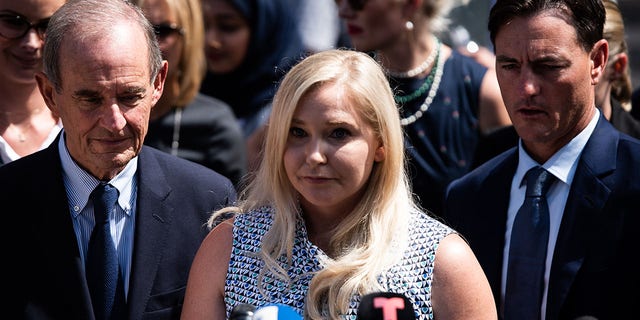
[
  {"xmin": 133, "ymin": 0, "xmax": 248, "ymax": 188},
  {"xmin": 336, "ymin": 0, "xmax": 511, "ymax": 218},
  {"xmin": 0, "ymin": 0, "xmax": 64, "ymax": 165}
]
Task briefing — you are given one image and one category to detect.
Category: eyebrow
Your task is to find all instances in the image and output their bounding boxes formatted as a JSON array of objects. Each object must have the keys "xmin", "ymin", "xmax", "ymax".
[
  {"xmin": 0, "ymin": 10, "xmax": 18, "ymax": 15},
  {"xmin": 290, "ymin": 117, "xmax": 356, "ymax": 128},
  {"xmin": 123, "ymin": 87, "xmax": 147, "ymax": 95},
  {"xmin": 495, "ymin": 55, "xmax": 517, "ymax": 64},
  {"xmin": 496, "ymin": 54, "xmax": 566, "ymax": 65},
  {"xmin": 0, "ymin": 10, "xmax": 50, "ymax": 22},
  {"xmin": 72, "ymin": 89, "xmax": 101, "ymax": 98},
  {"xmin": 72, "ymin": 86, "xmax": 146, "ymax": 97}
]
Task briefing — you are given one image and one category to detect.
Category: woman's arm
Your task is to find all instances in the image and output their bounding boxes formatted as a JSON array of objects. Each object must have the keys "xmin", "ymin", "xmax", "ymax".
[
  {"xmin": 431, "ymin": 233, "xmax": 497, "ymax": 320},
  {"xmin": 181, "ymin": 218, "xmax": 235, "ymax": 319},
  {"xmin": 478, "ymin": 67, "xmax": 512, "ymax": 134}
]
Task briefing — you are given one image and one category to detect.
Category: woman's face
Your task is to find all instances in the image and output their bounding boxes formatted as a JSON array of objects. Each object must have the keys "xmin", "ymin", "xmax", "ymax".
[
  {"xmin": 201, "ymin": 0, "xmax": 250, "ymax": 74},
  {"xmin": 336, "ymin": 0, "xmax": 407, "ymax": 52},
  {"xmin": 284, "ymin": 83, "xmax": 384, "ymax": 217},
  {"xmin": 0, "ymin": 0, "xmax": 66, "ymax": 86},
  {"xmin": 140, "ymin": 0, "xmax": 183, "ymax": 82}
]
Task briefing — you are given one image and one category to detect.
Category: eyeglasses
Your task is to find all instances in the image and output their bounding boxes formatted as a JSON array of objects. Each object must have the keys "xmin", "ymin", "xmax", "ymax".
[
  {"xmin": 336, "ymin": 0, "xmax": 368, "ymax": 11},
  {"xmin": 0, "ymin": 13, "xmax": 49, "ymax": 40},
  {"xmin": 153, "ymin": 23, "xmax": 183, "ymax": 39}
]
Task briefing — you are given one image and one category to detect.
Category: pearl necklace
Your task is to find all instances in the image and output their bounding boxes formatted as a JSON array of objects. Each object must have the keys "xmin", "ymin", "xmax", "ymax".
[
  {"xmin": 393, "ymin": 40, "xmax": 442, "ymax": 104},
  {"xmin": 385, "ymin": 37, "xmax": 440, "ymax": 79},
  {"xmin": 400, "ymin": 44, "xmax": 444, "ymax": 126}
]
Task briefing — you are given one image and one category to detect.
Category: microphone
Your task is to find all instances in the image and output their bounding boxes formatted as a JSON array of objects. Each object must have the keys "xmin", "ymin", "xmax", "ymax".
[
  {"xmin": 253, "ymin": 304, "xmax": 302, "ymax": 320},
  {"xmin": 357, "ymin": 292, "xmax": 417, "ymax": 320},
  {"xmin": 229, "ymin": 303, "xmax": 256, "ymax": 320}
]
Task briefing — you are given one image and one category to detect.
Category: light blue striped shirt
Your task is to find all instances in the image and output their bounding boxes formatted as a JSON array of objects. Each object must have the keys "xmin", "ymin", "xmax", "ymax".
[{"xmin": 58, "ymin": 132, "xmax": 138, "ymax": 299}]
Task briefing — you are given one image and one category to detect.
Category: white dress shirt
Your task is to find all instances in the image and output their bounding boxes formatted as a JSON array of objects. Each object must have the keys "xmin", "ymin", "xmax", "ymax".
[{"xmin": 500, "ymin": 109, "xmax": 600, "ymax": 320}]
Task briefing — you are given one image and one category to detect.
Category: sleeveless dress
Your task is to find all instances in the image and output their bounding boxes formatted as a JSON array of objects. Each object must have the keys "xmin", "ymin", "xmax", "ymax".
[
  {"xmin": 390, "ymin": 50, "xmax": 487, "ymax": 218},
  {"xmin": 224, "ymin": 206, "xmax": 454, "ymax": 319}
]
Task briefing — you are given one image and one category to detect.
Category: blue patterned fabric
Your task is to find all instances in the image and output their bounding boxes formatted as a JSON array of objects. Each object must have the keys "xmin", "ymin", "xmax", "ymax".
[
  {"xmin": 390, "ymin": 50, "xmax": 487, "ymax": 217},
  {"xmin": 224, "ymin": 207, "xmax": 454, "ymax": 319}
]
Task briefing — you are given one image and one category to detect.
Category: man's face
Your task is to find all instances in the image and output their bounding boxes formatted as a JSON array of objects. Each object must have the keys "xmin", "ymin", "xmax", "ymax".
[
  {"xmin": 494, "ymin": 9, "xmax": 606, "ymax": 161},
  {"xmin": 37, "ymin": 21, "xmax": 167, "ymax": 180}
]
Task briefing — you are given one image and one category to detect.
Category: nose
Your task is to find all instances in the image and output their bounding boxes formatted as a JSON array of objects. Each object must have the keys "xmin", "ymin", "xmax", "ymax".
[
  {"xmin": 519, "ymin": 68, "xmax": 540, "ymax": 97},
  {"xmin": 21, "ymin": 29, "xmax": 44, "ymax": 51},
  {"xmin": 205, "ymin": 29, "xmax": 221, "ymax": 49},
  {"xmin": 305, "ymin": 139, "xmax": 327, "ymax": 166},
  {"xmin": 101, "ymin": 103, "xmax": 127, "ymax": 132}
]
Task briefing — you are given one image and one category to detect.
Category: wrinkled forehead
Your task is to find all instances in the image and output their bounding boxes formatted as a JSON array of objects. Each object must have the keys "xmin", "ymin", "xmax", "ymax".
[
  {"xmin": 62, "ymin": 21, "xmax": 149, "ymax": 65},
  {"xmin": 56, "ymin": 24, "xmax": 152, "ymax": 85}
]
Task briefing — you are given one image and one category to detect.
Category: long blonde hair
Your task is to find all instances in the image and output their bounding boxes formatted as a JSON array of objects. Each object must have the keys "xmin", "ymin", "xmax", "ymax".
[
  {"xmin": 602, "ymin": 0, "xmax": 632, "ymax": 107},
  {"xmin": 209, "ymin": 49, "xmax": 420, "ymax": 319},
  {"xmin": 132, "ymin": 0, "xmax": 206, "ymax": 107},
  {"xmin": 413, "ymin": 0, "xmax": 470, "ymax": 34}
]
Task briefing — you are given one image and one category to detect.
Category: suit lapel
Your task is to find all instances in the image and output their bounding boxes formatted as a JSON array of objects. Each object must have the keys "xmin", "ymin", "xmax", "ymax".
[
  {"xmin": 477, "ymin": 153, "xmax": 518, "ymax": 303},
  {"xmin": 127, "ymin": 147, "xmax": 174, "ymax": 320},
  {"xmin": 37, "ymin": 139, "xmax": 95, "ymax": 319},
  {"xmin": 546, "ymin": 117, "xmax": 616, "ymax": 319}
]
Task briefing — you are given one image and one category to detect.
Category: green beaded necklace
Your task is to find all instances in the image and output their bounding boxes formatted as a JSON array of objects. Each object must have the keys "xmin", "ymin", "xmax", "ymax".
[{"xmin": 393, "ymin": 40, "xmax": 441, "ymax": 104}]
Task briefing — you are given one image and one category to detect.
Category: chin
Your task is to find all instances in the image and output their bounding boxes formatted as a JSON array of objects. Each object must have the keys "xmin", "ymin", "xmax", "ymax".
[{"xmin": 107, "ymin": 151, "xmax": 136, "ymax": 167}]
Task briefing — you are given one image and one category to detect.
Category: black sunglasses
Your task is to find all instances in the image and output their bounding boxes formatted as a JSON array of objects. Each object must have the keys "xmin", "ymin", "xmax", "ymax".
[
  {"xmin": 336, "ymin": 0, "xmax": 368, "ymax": 11},
  {"xmin": 153, "ymin": 23, "xmax": 183, "ymax": 39},
  {"xmin": 0, "ymin": 13, "xmax": 50, "ymax": 40}
]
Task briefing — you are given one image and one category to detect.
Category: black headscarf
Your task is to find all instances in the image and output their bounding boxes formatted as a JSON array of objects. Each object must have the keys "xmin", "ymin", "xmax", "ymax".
[{"xmin": 200, "ymin": 0, "xmax": 305, "ymax": 120}]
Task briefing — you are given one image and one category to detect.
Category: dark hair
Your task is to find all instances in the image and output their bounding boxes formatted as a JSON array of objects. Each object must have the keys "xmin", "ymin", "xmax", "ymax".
[{"xmin": 489, "ymin": 0, "xmax": 605, "ymax": 53}]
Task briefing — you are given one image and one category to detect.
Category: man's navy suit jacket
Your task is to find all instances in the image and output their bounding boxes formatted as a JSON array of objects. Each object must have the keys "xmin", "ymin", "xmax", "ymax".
[
  {"xmin": 444, "ymin": 115, "xmax": 640, "ymax": 319},
  {"xmin": 1, "ymin": 134, "xmax": 237, "ymax": 320}
]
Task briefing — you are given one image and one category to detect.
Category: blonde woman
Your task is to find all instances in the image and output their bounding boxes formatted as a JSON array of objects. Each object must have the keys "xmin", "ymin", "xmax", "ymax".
[
  {"xmin": 594, "ymin": 0, "xmax": 640, "ymax": 137},
  {"xmin": 181, "ymin": 49, "xmax": 496, "ymax": 320},
  {"xmin": 133, "ymin": 0, "xmax": 247, "ymax": 187}
]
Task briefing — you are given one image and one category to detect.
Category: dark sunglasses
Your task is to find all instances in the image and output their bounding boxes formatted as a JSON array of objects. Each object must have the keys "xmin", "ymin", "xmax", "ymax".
[
  {"xmin": 0, "ymin": 13, "xmax": 50, "ymax": 40},
  {"xmin": 336, "ymin": 0, "xmax": 368, "ymax": 11},
  {"xmin": 153, "ymin": 23, "xmax": 183, "ymax": 39}
]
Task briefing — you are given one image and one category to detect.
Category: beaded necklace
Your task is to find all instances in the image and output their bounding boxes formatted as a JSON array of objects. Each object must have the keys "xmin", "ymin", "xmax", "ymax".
[
  {"xmin": 394, "ymin": 40, "xmax": 442, "ymax": 104},
  {"xmin": 385, "ymin": 36, "xmax": 440, "ymax": 79},
  {"xmin": 399, "ymin": 44, "xmax": 445, "ymax": 126}
]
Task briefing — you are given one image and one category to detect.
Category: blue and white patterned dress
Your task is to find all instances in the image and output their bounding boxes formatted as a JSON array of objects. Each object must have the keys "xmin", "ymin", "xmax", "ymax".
[{"xmin": 224, "ymin": 206, "xmax": 454, "ymax": 319}]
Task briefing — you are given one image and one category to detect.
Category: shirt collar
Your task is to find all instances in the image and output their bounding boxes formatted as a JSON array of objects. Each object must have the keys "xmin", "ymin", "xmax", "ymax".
[
  {"xmin": 516, "ymin": 108, "xmax": 600, "ymax": 187},
  {"xmin": 58, "ymin": 130, "xmax": 138, "ymax": 216}
]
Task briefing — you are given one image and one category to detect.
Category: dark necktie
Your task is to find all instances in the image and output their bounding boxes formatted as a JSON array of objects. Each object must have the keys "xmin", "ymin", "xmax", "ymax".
[
  {"xmin": 87, "ymin": 183, "xmax": 125, "ymax": 320},
  {"xmin": 504, "ymin": 166, "xmax": 556, "ymax": 320}
]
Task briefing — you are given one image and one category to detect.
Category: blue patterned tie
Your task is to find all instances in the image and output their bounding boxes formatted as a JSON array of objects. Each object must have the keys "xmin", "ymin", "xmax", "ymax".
[
  {"xmin": 505, "ymin": 166, "xmax": 556, "ymax": 320},
  {"xmin": 86, "ymin": 183, "xmax": 124, "ymax": 320}
]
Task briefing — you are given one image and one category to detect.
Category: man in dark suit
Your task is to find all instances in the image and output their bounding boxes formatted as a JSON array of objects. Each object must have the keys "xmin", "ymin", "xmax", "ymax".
[
  {"xmin": 444, "ymin": 0, "xmax": 640, "ymax": 319},
  {"xmin": 1, "ymin": 0, "xmax": 236, "ymax": 319}
]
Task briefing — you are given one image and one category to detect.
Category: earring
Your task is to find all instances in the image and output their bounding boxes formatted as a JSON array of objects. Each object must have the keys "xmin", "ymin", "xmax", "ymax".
[
  {"xmin": 405, "ymin": 21, "xmax": 414, "ymax": 31},
  {"xmin": 614, "ymin": 61, "xmax": 623, "ymax": 73}
]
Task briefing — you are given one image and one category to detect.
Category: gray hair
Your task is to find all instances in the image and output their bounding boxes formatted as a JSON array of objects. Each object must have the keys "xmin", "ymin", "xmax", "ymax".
[{"xmin": 42, "ymin": 0, "xmax": 163, "ymax": 91}]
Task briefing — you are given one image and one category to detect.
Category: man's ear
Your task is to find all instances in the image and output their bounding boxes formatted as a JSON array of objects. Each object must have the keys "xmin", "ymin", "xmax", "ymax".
[
  {"xmin": 591, "ymin": 39, "xmax": 609, "ymax": 85},
  {"xmin": 35, "ymin": 72, "xmax": 60, "ymax": 118},
  {"xmin": 151, "ymin": 60, "xmax": 169, "ymax": 109}
]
